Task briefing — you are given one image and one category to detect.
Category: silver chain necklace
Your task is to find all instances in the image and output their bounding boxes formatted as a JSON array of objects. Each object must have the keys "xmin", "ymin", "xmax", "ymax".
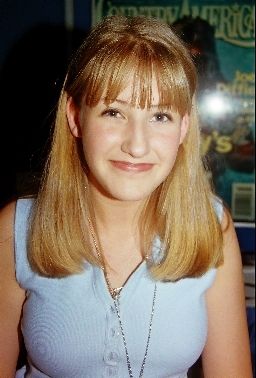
[
  {"xmin": 87, "ymin": 218, "xmax": 157, "ymax": 377},
  {"xmin": 113, "ymin": 284, "xmax": 157, "ymax": 378}
]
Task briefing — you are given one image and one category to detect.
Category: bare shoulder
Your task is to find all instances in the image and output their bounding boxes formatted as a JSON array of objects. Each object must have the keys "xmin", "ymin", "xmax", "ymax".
[
  {"xmin": 0, "ymin": 200, "xmax": 26, "ymax": 375},
  {"xmin": 202, "ymin": 206, "xmax": 253, "ymax": 377},
  {"xmin": 0, "ymin": 200, "xmax": 17, "ymax": 278},
  {"xmin": 0, "ymin": 199, "xmax": 26, "ymax": 295},
  {"xmin": 220, "ymin": 205, "xmax": 234, "ymax": 234},
  {"xmin": 219, "ymin": 207, "xmax": 245, "ymax": 269},
  {"xmin": 220, "ymin": 207, "xmax": 240, "ymax": 255},
  {"xmin": 0, "ymin": 200, "xmax": 16, "ymax": 231},
  {"xmin": 0, "ymin": 198, "xmax": 25, "ymax": 309},
  {"xmin": 0, "ymin": 201, "xmax": 20, "ymax": 278}
]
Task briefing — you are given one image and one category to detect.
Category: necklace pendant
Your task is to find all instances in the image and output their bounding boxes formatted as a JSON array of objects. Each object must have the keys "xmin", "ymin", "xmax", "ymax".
[{"xmin": 111, "ymin": 287, "xmax": 123, "ymax": 299}]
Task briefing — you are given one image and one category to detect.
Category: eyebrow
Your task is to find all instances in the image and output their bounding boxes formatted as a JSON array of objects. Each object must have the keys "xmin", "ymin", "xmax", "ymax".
[{"xmin": 102, "ymin": 98, "xmax": 171, "ymax": 110}]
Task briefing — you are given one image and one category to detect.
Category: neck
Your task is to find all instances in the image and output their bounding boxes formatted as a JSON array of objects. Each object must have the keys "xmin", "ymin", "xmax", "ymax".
[
  {"xmin": 88, "ymin": 185, "xmax": 146, "ymax": 234},
  {"xmin": 87, "ymin": 185, "xmax": 148, "ymax": 287}
]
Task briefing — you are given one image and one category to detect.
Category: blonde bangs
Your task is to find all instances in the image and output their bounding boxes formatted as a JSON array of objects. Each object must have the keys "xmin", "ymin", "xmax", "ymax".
[
  {"xmin": 81, "ymin": 40, "xmax": 194, "ymax": 115},
  {"xmin": 153, "ymin": 55, "xmax": 194, "ymax": 116}
]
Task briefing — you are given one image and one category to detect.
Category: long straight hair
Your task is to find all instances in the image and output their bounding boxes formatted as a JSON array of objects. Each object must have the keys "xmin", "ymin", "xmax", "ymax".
[{"xmin": 28, "ymin": 15, "xmax": 223, "ymax": 279}]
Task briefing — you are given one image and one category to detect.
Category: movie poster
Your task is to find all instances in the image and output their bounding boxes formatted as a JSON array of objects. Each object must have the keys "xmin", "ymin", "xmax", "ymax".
[{"xmin": 92, "ymin": 0, "xmax": 255, "ymax": 221}]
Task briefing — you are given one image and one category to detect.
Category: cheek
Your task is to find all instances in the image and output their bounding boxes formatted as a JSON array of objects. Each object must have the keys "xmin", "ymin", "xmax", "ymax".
[
  {"xmin": 81, "ymin": 125, "xmax": 118, "ymax": 161},
  {"xmin": 155, "ymin": 132, "xmax": 181, "ymax": 162}
]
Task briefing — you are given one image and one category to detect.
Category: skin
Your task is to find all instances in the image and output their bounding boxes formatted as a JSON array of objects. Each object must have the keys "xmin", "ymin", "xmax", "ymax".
[
  {"xmin": 203, "ymin": 209, "xmax": 253, "ymax": 377},
  {"xmin": 0, "ymin": 76, "xmax": 252, "ymax": 376},
  {"xmin": 67, "ymin": 77, "xmax": 189, "ymax": 203},
  {"xmin": 67, "ymin": 76, "xmax": 188, "ymax": 284},
  {"xmin": 0, "ymin": 201, "xmax": 26, "ymax": 377}
]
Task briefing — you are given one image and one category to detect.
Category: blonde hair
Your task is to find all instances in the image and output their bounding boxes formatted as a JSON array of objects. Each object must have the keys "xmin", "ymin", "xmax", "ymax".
[{"xmin": 29, "ymin": 15, "xmax": 223, "ymax": 279}]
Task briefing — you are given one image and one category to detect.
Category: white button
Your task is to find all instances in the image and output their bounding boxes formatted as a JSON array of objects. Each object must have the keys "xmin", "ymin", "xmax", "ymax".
[
  {"xmin": 110, "ymin": 327, "xmax": 119, "ymax": 338},
  {"xmin": 108, "ymin": 351, "xmax": 118, "ymax": 361},
  {"xmin": 104, "ymin": 365, "xmax": 118, "ymax": 376},
  {"xmin": 104, "ymin": 349, "xmax": 119, "ymax": 365}
]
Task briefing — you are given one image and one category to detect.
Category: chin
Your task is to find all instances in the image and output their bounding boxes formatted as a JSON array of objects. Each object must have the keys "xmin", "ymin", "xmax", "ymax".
[
  {"xmin": 90, "ymin": 177, "xmax": 159, "ymax": 202},
  {"xmin": 107, "ymin": 187, "xmax": 156, "ymax": 202}
]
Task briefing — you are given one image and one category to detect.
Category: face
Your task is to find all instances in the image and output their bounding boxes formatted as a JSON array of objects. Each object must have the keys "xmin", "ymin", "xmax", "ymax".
[{"xmin": 67, "ymin": 76, "xmax": 189, "ymax": 203}]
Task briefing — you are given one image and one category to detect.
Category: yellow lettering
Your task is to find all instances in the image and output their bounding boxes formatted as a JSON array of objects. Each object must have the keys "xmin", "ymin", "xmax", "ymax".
[
  {"xmin": 105, "ymin": 3, "xmax": 254, "ymax": 47},
  {"xmin": 107, "ymin": 6, "xmax": 120, "ymax": 16},
  {"xmin": 235, "ymin": 70, "xmax": 255, "ymax": 83},
  {"xmin": 191, "ymin": 5, "xmax": 200, "ymax": 18},
  {"xmin": 164, "ymin": 7, "xmax": 179, "ymax": 24},
  {"xmin": 216, "ymin": 136, "xmax": 233, "ymax": 154},
  {"xmin": 217, "ymin": 80, "xmax": 255, "ymax": 97},
  {"xmin": 238, "ymin": 6, "xmax": 253, "ymax": 39}
]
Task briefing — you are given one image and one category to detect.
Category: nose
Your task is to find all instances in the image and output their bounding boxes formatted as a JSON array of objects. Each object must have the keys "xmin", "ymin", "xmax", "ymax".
[{"xmin": 121, "ymin": 119, "xmax": 150, "ymax": 158}]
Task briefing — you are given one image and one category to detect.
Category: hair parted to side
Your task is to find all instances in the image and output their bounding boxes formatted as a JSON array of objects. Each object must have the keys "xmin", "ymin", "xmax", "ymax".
[{"xmin": 28, "ymin": 15, "xmax": 223, "ymax": 280}]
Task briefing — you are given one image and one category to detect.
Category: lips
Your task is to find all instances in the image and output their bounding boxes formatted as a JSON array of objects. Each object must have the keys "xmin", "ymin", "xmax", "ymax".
[{"xmin": 110, "ymin": 160, "xmax": 154, "ymax": 172}]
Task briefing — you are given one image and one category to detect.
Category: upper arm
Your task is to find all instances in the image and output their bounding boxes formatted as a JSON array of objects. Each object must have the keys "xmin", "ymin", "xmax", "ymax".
[
  {"xmin": 0, "ymin": 201, "xmax": 26, "ymax": 377},
  {"xmin": 202, "ymin": 208, "xmax": 253, "ymax": 378}
]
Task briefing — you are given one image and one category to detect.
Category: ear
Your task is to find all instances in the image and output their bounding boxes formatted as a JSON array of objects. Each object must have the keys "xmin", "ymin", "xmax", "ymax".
[
  {"xmin": 66, "ymin": 96, "xmax": 81, "ymax": 138},
  {"xmin": 179, "ymin": 113, "xmax": 189, "ymax": 145}
]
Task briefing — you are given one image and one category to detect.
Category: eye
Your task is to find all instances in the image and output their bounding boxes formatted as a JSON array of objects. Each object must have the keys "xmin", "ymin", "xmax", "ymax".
[
  {"xmin": 101, "ymin": 108, "xmax": 122, "ymax": 118},
  {"xmin": 150, "ymin": 112, "xmax": 173, "ymax": 123}
]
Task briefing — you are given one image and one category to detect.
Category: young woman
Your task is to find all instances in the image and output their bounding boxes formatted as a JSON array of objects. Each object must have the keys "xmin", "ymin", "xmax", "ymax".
[{"xmin": 0, "ymin": 15, "xmax": 252, "ymax": 378}]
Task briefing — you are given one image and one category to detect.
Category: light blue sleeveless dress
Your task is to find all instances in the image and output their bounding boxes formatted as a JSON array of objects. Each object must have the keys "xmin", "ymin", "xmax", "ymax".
[{"xmin": 15, "ymin": 198, "xmax": 222, "ymax": 378}]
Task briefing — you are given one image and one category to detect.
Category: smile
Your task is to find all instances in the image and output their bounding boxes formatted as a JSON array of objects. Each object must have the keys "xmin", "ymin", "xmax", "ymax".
[{"xmin": 110, "ymin": 160, "xmax": 154, "ymax": 172}]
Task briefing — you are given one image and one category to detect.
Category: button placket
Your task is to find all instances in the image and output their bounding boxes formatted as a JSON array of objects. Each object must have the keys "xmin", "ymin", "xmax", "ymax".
[
  {"xmin": 103, "ymin": 305, "xmax": 121, "ymax": 375},
  {"xmin": 103, "ymin": 365, "xmax": 119, "ymax": 377},
  {"xmin": 106, "ymin": 306, "xmax": 120, "ymax": 343},
  {"xmin": 109, "ymin": 326, "xmax": 120, "ymax": 339}
]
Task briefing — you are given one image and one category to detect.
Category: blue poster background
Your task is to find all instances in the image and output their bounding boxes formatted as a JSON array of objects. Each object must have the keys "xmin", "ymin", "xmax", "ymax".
[{"xmin": 92, "ymin": 0, "xmax": 255, "ymax": 220}]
